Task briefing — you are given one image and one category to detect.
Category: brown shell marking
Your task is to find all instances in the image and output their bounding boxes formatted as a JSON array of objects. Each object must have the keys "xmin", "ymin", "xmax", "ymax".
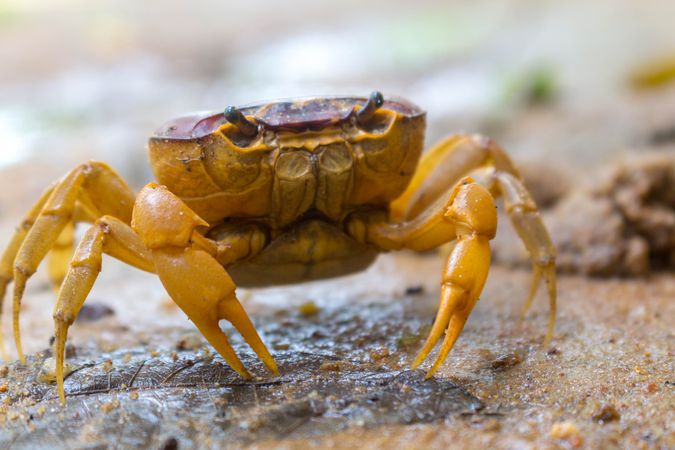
[{"xmin": 153, "ymin": 96, "xmax": 424, "ymax": 140}]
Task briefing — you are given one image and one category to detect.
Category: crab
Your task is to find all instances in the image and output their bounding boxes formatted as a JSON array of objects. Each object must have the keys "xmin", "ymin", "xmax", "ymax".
[{"xmin": 0, "ymin": 92, "xmax": 556, "ymax": 405}]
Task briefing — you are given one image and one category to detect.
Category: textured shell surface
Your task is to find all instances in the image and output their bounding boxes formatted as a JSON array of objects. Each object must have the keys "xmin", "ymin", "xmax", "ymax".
[{"xmin": 148, "ymin": 95, "xmax": 426, "ymax": 228}]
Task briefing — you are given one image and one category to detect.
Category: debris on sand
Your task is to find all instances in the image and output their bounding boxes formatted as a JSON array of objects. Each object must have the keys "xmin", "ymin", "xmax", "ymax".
[
  {"xmin": 495, "ymin": 152, "xmax": 675, "ymax": 276},
  {"xmin": 592, "ymin": 404, "xmax": 620, "ymax": 423},
  {"xmin": 298, "ymin": 301, "xmax": 320, "ymax": 317},
  {"xmin": 76, "ymin": 302, "xmax": 115, "ymax": 323},
  {"xmin": 38, "ymin": 357, "xmax": 73, "ymax": 383},
  {"xmin": 550, "ymin": 421, "xmax": 584, "ymax": 447}
]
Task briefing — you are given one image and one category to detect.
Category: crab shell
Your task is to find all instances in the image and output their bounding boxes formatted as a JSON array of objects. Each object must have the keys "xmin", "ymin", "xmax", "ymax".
[{"xmin": 147, "ymin": 96, "xmax": 426, "ymax": 228}]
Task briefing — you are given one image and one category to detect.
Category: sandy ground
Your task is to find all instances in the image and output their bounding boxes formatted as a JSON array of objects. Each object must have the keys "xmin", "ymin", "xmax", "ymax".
[{"xmin": 0, "ymin": 257, "xmax": 672, "ymax": 449}]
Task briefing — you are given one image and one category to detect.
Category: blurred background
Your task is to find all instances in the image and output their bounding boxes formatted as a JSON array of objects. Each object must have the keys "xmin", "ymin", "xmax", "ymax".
[
  {"xmin": 2, "ymin": 0, "xmax": 675, "ymax": 186},
  {"xmin": 0, "ymin": 0, "xmax": 674, "ymax": 353}
]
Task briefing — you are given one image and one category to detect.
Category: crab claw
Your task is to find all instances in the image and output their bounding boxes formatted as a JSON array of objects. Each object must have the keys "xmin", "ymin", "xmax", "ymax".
[{"xmin": 133, "ymin": 184, "xmax": 278, "ymax": 378}]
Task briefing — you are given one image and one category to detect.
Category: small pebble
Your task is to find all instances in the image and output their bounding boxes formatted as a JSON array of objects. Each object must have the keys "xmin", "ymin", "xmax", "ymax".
[
  {"xmin": 592, "ymin": 404, "xmax": 620, "ymax": 423},
  {"xmin": 161, "ymin": 437, "xmax": 179, "ymax": 450},
  {"xmin": 175, "ymin": 334, "xmax": 203, "ymax": 351},
  {"xmin": 298, "ymin": 301, "xmax": 319, "ymax": 317},
  {"xmin": 319, "ymin": 361, "xmax": 341, "ymax": 372},
  {"xmin": 102, "ymin": 359, "xmax": 114, "ymax": 373},
  {"xmin": 490, "ymin": 352, "xmax": 523, "ymax": 370},
  {"xmin": 550, "ymin": 421, "xmax": 583, "ymax": 447},
  {"xmin": 404, "ymin": 285, "xmax": 425, "ymax": 295},
  {"xmin": 38, "ymin": 358, "xmax": 73, "ymax": 383},
  {"xmin": 369, "ymin": 347, "xmax": 390, "ymax": 361},
  {"xmin": 100, "ymin": 398, "xmax": 120, "ymax": 413},
  {"xmin": 76, "ymin": 302, "xmax": 115, "ymax": 322}
]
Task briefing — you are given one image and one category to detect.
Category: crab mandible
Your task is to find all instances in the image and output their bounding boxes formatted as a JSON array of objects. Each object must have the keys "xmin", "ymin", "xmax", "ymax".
[{"xmin": 0, "ymin": 92, "xmax": 556, "ymax": 404}]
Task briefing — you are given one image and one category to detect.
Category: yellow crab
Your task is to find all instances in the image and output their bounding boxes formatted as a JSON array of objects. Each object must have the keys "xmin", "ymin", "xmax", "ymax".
[{"xmin": 0, "ymin": 92, "xmax": 556, "ymax": 404}]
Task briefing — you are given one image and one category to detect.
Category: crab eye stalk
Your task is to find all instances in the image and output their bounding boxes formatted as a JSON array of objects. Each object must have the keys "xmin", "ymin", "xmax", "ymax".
[
  {"xmin": 224, "ymin": 106, "xmax": 258, "ymax": 137},
  {"xmin": 356, "ymin": 91, "xmax": 384, "ymax": 124}
]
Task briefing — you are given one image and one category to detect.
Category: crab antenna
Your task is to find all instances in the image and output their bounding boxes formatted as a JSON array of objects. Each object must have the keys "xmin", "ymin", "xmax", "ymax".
[
  {"xmin": 356, "ymin": 91, "xmax": 384, "ymax": 123},
  {"xmin": 224, "ymin": 106, "xmax": 258, "ymax": 137}
]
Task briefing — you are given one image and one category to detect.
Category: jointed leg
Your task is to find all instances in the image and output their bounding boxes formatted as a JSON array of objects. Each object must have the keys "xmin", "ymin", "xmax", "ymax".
[
  {"xmin": 349, "ymin": 178, "xmax": 497, "ymax": 376},
  {"xmin": 494, "ymin": 171, "xmax": 556, "ymax": 345},
  {"xmin": 0, "ymin": 183, "xmax": 57, "ymax": 360},
  {"xmin": 52, "ymin": 185, "xmax": 275, "ymax": 404},
  {"xmin": 5, "ymin": 161, "xmax": 135, "ymax": 362},
  {"xmin": 52, "ymin": 216, "xmax": 154, "ymax": 403},
  {"xmin": 46, "ymin": 223, "xmax": 74, "ymax": 294},
  {"xmin": 391, "ymin": 134, "xmax": 519, "ymax": 221},
  {"xmin": 392, "ymin": 134, "xmax": 556, "ymax": 345}
]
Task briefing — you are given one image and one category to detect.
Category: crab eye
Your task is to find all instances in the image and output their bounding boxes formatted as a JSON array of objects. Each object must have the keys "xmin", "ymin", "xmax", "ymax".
[
  {"xmin": 356, "ymin": 91, "xmax": 384, "ymax": 125},
  {"xmin": 224, "ymin": 106, "xmax": 258, "ymax": 136},
  {"xmin": 221, "ymin": 106, "xmax": 259, "ymax": 146}
]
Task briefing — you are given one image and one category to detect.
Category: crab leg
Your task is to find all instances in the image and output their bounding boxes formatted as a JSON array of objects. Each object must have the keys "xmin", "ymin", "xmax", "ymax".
[
  {"xmin": 45, "ymin": 223, "xmax": 75, "ymax": 295},
  {"xmin": 350, "ymin": 178, "xmax": 496, "ymax": 376},
  {"xmin": 391, "ymin": 134, "xmax": 519, "ymax": 221},
  {"xmin": 390, "ymin": 134, "xmax": 556, "ymax": 344},
  {"xmin": 45, "ymin": 204, "xmax": 97, "ymax": 295},
  {"xmin": 132, "ymin": 184, "xmax": 277, "ymax": 379},
  {"xmin": 0, "ymin": 183, "xmax": 57, "ymax": 360},
  {"xmin": 52, "ymin": 216, "xmax": 154, "ymax": 404},
  {"xmin": 493, "ymin": 171, "xmax": 557, "ymax": 345},
  {"xmin": 3, "ymin": 161, "xmax": 135, "ymax": 362},
  {"xmin": 52, "ymin": 185, "xmax": 276, "ymax": 405}
]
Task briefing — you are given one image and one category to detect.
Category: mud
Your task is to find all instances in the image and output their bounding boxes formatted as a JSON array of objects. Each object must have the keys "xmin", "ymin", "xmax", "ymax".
[
  {"xmin": 0, "ymin": 263, "xmax": 672, "ymax": 449},
  {"xmin": 494, "ymin": 151, "xmax": 675, "ymax": 276},
  {"xmin": 0, "ymin": 300, "xmax": 485, "ymax": 449}
]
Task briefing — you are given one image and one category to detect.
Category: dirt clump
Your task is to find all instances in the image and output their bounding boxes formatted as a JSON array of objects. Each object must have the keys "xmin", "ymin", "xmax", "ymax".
[{"xmin": 495, "ymin": 151, "xmax": 675, "ymax": 276}]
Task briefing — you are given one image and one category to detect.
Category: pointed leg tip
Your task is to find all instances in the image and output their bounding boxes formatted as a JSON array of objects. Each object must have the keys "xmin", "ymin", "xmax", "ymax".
[
  {"xmin": 267, "ymin": 360, "xmax": 279, "ymax": 376},
  {"xmin": 543, "ymin": 333, "xmax": 553, "ymax": 349},
  {"xmin": 15, "ymin": 341, "xmax": 25, "ymax": 364},
  {"xmin": 227, "ymin": 359, "xmax": 252, "ymax": 380}
]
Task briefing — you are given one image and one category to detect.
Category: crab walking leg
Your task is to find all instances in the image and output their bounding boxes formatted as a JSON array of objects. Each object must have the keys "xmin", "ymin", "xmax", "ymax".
[
  {"xmin": 391, "ymin": 134, "xmax": 519, "ymax": 221},
  {"xmin": 52, "ymin": 216, "xmax": 154, "ymax": 404},
  {"xmin": 0, "ymin": 184, "xmax": 57, "ymax": 360},
  {"xmin": 390, "ymin": 133, "xmax": 556, "ymax": 345},
  {"xmin": 8, "ymin": 162, "xmax": 135, "ymax": 362},
  {"xmin": 350, "ymin": 178, "xmax": 497, "ymax": 376},
  {"xmin": 132, "ymin": 184, "xmax": 278, "ymax": 380},
  {"xmin": 45, "ymin": 223, "xmax": 74, "ymax": 295},
  {"xmin": 46, "ymin": 205, "xmax": 98, "ymax": 295},
  {"xmin": 493, "ymin": 172, "xmax": 557, "ymax": 345}
]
